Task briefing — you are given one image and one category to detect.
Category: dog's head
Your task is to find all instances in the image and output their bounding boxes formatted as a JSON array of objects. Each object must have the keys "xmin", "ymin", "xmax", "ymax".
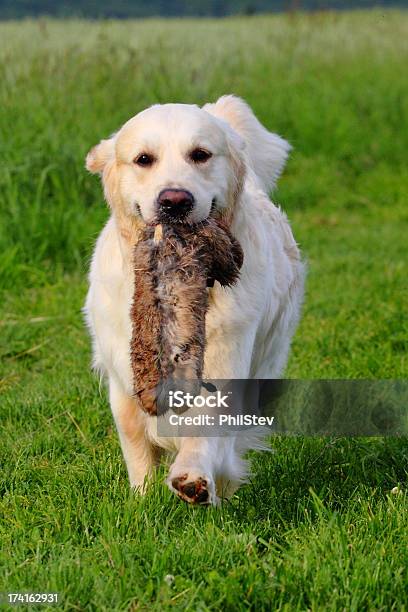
[{"xmin": 86, "ymin": 103, "xmax": 246, "ymax": 227}]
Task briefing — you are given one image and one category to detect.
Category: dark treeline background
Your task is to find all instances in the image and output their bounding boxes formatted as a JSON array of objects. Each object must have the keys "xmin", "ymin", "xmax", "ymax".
[{"xmin": 0, "ymin": 0, "xmax": 406, "ymax": 19}]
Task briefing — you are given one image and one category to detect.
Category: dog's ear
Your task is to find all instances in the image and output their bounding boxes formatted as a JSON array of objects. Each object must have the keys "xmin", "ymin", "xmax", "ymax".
[
  {"xmin": 224, "ymin": 124, "xmax": 246, "ymax": 207},
  {"xmin": 85, "ymin": 135, "xmax": 120, "ymax": 211},
  {"xmin": 85, "ymin": 135, "xmax": 116, "ymax": 175},
  {"xmin": 204, "ymin": 95, "xmax": 291, "ymax": 192}
]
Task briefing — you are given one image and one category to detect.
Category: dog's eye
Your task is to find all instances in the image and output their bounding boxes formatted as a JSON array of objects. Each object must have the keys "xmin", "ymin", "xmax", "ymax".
[
  {"xmin": 190, "ymin": 149, "xmax": 212, "ymax": 163},
  {"xmin": 134, "ymin": 153, "xmax": 155, "ymax": 167}
]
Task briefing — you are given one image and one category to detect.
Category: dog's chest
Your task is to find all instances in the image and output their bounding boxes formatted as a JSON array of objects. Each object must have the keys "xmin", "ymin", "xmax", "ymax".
[{"xmin": 88, "ymin": 263, "xmax": 135, "ymax": 394}]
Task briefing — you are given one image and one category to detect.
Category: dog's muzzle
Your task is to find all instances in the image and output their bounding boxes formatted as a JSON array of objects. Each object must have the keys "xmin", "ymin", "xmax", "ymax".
[{"xmin": 157, "ymin": 188, "xmax": 194, "ymax": 222}]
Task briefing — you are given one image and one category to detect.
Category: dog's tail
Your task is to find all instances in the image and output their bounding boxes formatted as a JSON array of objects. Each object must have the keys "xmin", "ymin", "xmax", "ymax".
[{"xmin": 203, "ymin": 95, "xmax": 291, "ymax": 193}]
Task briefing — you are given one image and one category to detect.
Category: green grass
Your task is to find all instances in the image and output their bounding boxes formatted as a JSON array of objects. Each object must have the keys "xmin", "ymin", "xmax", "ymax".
[{"xmin": 0, "ymin": 10, "xmax": 407, "ymax": 610}]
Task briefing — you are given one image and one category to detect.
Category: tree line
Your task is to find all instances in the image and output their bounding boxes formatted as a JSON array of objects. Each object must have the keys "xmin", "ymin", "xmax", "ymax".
[{"xmin": 0, "ymin": 0, "xmax": 404, "ymax": 19}]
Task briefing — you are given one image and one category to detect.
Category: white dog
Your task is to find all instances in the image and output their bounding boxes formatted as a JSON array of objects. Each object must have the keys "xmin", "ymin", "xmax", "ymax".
[{"xmin": 84, "ymin": 95, "xmax": 304, "ymax": 505}]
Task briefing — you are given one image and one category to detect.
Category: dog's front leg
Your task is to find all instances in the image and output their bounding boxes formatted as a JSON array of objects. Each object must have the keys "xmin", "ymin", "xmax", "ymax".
[
  {"xmin": 109, "ymin": 378, "xmax": 158, "ymax": 490},
  {"xmin": 167, "ymin": 324, "xmax": 257, "ymax": 505},
  {"xmin": 167, "ymin": 437, "xmax": 220, "ymax": 505}
]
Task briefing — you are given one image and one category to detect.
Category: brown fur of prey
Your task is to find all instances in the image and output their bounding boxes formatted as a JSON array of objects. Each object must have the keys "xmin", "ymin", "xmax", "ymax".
[{"xmin": 130, "ymin": 218, "xmax": 243, "ymax": 415}]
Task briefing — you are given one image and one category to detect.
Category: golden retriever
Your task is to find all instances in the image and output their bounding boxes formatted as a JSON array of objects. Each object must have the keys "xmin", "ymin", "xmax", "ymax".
[{"xmin": 84, "ymin": 95, "xmax": 304, "ymax": 505}]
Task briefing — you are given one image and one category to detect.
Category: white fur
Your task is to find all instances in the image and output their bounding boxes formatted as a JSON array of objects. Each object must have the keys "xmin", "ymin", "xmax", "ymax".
[
  {"xmin": 84, "ymin": 96, "xmax": 304, "ymax": 505},
  {"xmin": 204, "ymin": 95, "xmax": 291, "ymax": 192}
]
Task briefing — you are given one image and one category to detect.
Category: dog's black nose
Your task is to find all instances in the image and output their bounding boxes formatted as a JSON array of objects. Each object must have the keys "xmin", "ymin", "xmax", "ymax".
[{"xmin": 157, "ymin": 189, "xmax": 194, "ymax": 220}]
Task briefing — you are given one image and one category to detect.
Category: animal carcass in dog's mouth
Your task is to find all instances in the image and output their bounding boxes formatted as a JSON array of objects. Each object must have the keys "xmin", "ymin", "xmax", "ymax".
[{"xmin": 130, "ymin": 218, "xmax": 243, "ymax": 415}]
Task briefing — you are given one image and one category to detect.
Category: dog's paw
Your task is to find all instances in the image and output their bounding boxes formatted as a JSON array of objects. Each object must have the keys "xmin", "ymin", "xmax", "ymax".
[{"xmin": 167, "ymin": 471, "xmax": 218, "ymax": 506}]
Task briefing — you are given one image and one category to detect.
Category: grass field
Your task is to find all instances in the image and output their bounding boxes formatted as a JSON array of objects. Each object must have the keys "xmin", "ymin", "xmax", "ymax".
[{"xmin": 1, "ymin": 10, "xmax": 407, "ymax": 610}]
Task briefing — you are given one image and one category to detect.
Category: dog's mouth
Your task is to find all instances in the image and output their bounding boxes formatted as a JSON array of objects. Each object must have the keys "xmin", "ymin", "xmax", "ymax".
[
  {"xmin": 135, "ymin": 198, "xmax": 218, "ymax": 227},
  {"xmin": 157, "ymin": 209, "xmax": 192, "ymax": 226}
]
